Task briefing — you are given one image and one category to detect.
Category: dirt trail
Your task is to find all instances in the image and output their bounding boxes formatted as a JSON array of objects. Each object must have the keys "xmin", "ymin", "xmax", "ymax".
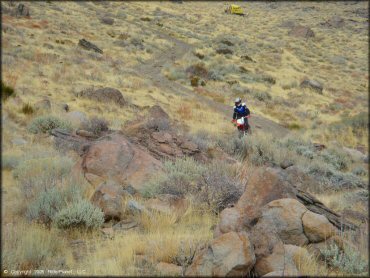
[{"xmin": 131, "ymin": 22, "xmax": 290, "ymax": 138}]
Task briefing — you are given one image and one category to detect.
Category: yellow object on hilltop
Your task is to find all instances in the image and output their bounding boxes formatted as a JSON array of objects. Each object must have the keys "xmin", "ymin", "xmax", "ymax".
[{"xmin": 225, "ymin": 4, "xmax": 245, "ymax": 16}]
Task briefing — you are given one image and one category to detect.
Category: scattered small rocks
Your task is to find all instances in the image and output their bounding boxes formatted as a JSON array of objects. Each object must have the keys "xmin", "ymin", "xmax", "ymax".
[
  {"xmin": 78, "ymin": 39, "xmax": 103, "ymax": 54},
  {"xmin": 280, "ymin": 160, "xmax": 294, "ymax": 169}
]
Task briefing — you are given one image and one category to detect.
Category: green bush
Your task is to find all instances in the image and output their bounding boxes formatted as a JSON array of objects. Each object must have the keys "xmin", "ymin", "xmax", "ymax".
[
  {"xmin": 2, "ymin": 81, "xmax": 15, "ymax": 101},
  {"xmin": 320, "ymin": 149, "xmax": 350, "ymax": 171},
  {"xmin": 28, "ymin": 115, "xmax": 72, "ymax": 134},
  {"xmin": 352, "ymin": 166, "xmax": 367, "ymax": 176},
  {"xmin": 253, "ymin": 91, "xmax": 272, "ymax": 102},
  {"xmin": 54, "ymin": 199, "xmax": 104, "ymax": 229},
  {"xmin": 80, "ymin": 116, "xmax": 109, "ymax": 135},
  {"xmin": 321, "ymin": 243, "xmax": 368, "ymax": 275}
]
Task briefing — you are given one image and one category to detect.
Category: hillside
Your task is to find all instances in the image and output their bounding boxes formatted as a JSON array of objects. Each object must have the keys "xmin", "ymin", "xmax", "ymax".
[{"xmin": 1, "ymin": 1, "xmax": 369, "ymax": 276}]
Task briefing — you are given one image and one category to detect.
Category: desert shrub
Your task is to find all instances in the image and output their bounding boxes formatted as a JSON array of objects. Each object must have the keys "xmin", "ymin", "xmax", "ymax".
[
  {"xmin": 2, "ymin": 154, "xmax": 21, "ymax": 170},
  {"xmin": 141, "ymin": 158, "xmax": 242, "ymax": 212},
  {"xmin": 26, "ymin": 187, "xmax": 65, "ymax": 225},
  {"xmin": 54, "ymin": 199, "xmax": 104, "ymax": 230},
  {"xmin": 21, "ymin": 103, "xmax": 34, "ymax": 114},
  {"xmin": 166, "ymin": 67, "xmax": 187, "ymax": 81},
  {"xmin": 253, "ymin": 91, "xmax": 272, "ymax": 102},
  {"xmin": 28, "ymin": 115, "xmax": 72, "ymax": 134},
  {"xmin": 81, "ymin": 116, "xmax": 109, "ymax": 135},
  {"xmin": 220, "ymin": 136, "xmax": 249, "ymax": 160},
  {"xmin": 352, "ymin": 166, "xmax": 367, "ymax": 176},
  {"xmin": 146, "ymin": 117, "xmax": 170, "ymax": 131},
  {"xmin": 188, "ymin": 130, "xmax": 215, "ymax": 151},
  {"xmin": 320, "ymin": 149, "xmax": 350, "ymax": 171},
  {"xmin": 185, "ymin": 63, "xmax": 208, "ymax": 79},
  {"xmin": 321, "ymin": 243, "xmax": 368, "ymax": 275},
  {"xmin": 3, "ymin": 222, "xmax": 65, "ymax": 270},
  {"xmin": 13, "ymin": 155, "xmax": 73, "ymax": 199},
  {"xmin": 296, "ymin": 145, "xmax": 315, "ymax": 159},
  {"xmin": 2, "ymin": 81, "xmax": 15, "ymax": 101},
  {"xmin": 244, "ymin": 134, "xmax": 277, "ymax": 166}
]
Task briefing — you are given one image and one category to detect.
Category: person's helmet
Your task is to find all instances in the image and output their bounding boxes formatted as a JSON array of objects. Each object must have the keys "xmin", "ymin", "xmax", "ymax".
[{"xmin": 234, "ymin": 97, "xmax": 241, "ymax": 105}]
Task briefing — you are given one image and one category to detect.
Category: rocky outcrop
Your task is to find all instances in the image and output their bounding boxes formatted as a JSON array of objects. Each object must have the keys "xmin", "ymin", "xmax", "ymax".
[
  {"xmin": 76, "ymin": 87, "xmax": 127, "ymax": 107},
  {"xmin": 302, "ymin": 210, "xmax": 337, "ymax": 242},
  {"xmin": 185, "ymin": 231, "xmax": 255, "ymax": 276}
]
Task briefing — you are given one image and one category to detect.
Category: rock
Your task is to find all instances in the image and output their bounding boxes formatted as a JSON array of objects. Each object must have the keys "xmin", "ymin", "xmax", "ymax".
[
  {"xmin": 156, "ymin": 262, "xmax": 182, "ymax": 276},
  {"xmin": 65, "ymin": 111, "xmax": 88, "ymax": 128},
  {"xmin": 127, "ymin": 200, "xmax": 147, "ymax": 215},
  {"xmin": 186, "ymin": 231, "xmax": 255, "ymax": 276},
  {"xmin": 216, "ymin": 48, "xmax": 233, "ymax": 55},
  {"xmin": 78, "ymin": 39, "xmax": 103, "ymax": 54},
  {"xmin": 13, "ymin": 3, "xmax": 30, "ymax": 17},
  {"xmin": 11, "ymin": 138, "xmax": 27, "ymax": 146},
  {"xmin": 322, "ymin": 16, "xmax": 345, "ymax": 28},
  {"xmin": 300, "ymin": 79, "xmax": 323, "ymax": 94},
  {"xmin": 288, "ymin": 25, "xmax": 315, "ymax": 38},
  {"xmin": 258, "ymin": 198, "xmax": 309, "ymax": 246},
  {"xmin": 34, "ymin": 98, "xmax": 51, "ymax": 111},
  {"xmin": 76, "ymin": 129, "xmax": 98, "ymax": 139},
  {"xmin": 107, "ymin": 30, "xmax": 116, "ymax": 38},
  {"xmin": 280, "ymin": 160, "xmax": 294, "ymax": 169},
  {"xmin": 302, "ymin": 210, "xmax": 337, "ymax": 242},
  {"xmin": 78, "ymin": 133, "xmax": 163, "ymax": 189},
  {"xmin": 235, "ymin": 167, "xmax": 298, "ymax": 228},
  {"xmin": 61, "ymin": 103, "xmax": 69, "ymax": 112},
  {"xmin": 145, "ymin": 194, "xmax": 189, "ymax": 217},
  {"xmin": 91, "ymin": 180, "xmax": 126, "ymax": 221},
  {"xmin": 215, "ymin": 207, "xmax": 242, "ymax": 236},
  {"xmin": 100, "ymin": 16, "xmax": 114, "ymax": 25},
  {"xmin": 76, "ymin": 87, "xmax": 127, "ymax": 107}
]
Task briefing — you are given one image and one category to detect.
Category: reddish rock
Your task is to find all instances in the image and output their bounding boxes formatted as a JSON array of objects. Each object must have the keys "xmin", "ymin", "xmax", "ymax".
[{"xmin": 302, "ymin": 210, "xmax": 337, "ymax": 243}]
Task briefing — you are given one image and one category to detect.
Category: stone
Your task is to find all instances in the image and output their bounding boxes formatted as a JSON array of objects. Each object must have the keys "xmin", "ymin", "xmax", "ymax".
[
  {"xmin": 186, "ymin": 231, "xmax": 255, "ymax": 276},
  {"xmin": 100, "ymin": 16, "xmax": 114, "ymax": 25},
  {"xmin": 302, "ymin": 210, "xmax": 337, "ymax": 243},
  {"xmin": 78, "ymin": 39, "xmax": 103, "ymax": 54},
  {"xmin": 280, "ymin": 160, "xmax": 294, "ymax": 169},
  {"xmin": 288, "ymin": 25, "xmax": 315, "ymax": 38},
  {"xmin": 91, "ymin": 180, "xmax": 126, "ymax": 221},
  {"xmin": 76, "ymin": 87, "xmax": 126, "ymax": 107}
]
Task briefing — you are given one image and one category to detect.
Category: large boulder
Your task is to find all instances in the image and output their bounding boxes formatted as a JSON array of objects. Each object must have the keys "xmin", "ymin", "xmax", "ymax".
[
  {"xmin": 235, "ymin": 167, "xmax": 298, "ymax": 228},
  {"xmin": 185, "ymin": 231, "xmax": 255, "ymax": 276},
  {"xmin": 76, "ymin": 87, "xmax": 126, "ymax": 106},
  {"xmin": 302, "ymin": 210, "xmax": 337, "ymax": 242},
  {"xmin": 91, "ymin": 180, "xmax": 126, "ymax": 221},
  {"xmin": 257, "ymin": 199, "xmax": 309, "ymax": 246},
  {"xmin": 78, "ymin": 132, "xmax": 162, "ymax": 190}
]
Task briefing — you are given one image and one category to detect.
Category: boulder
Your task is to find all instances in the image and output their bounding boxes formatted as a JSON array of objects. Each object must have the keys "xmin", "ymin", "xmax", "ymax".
[
  {"xmin": 258, "ymin": 199, "xmax": 309, "ymax": 246},
  {"xmin": 91, "ymin": 180, "xmax": 126, "ymax": 221},
  {"xmin": 34, "ymin": 98, "xmax": 51, "ymax": 111},
  {"xmin": 300, "ymin": 79, "xmax": 323, "ymax": 94},
  {"xmin": 302, "ymin": 210, "xmax": 337, "ymax": 242},
  {"xmin": 100, "ymin": 16, "xmax": 114, "ymax": 25},
  {"xmin": 235, "ymin": 167, "xmax": 298, "ymax": 228},
  {"xmin": 288, "ymin": 25, "xmax": 315, "ymax": 38},
  {"xmin": 78, "ymin": 39, "xmax": 103, "ymax": 54},
  {"xmin": 79, "ymin": 133, "xmax": 163, "ymax": 189},
  {"xmin": 76, "ymin": 87, "xmax": 127, "ymax": 107},
  {"xmin": 65, "ymin": 111, "xmax": 88, "ymax": 128},
  {"xmin": 156, "ymin": 262, "xmax": 182, "ymax": 276},
  {"xmin": 185, "ymin": 231, "xmax": 255, "ymax": 276}
]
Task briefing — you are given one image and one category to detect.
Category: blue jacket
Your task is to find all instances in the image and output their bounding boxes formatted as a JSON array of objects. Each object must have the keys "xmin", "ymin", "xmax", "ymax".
[{"xmin": 233, "ymin": 103, "xmax": 250, "ymax": 119}]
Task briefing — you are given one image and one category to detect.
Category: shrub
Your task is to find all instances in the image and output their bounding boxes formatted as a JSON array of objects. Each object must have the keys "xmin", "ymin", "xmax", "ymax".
[
  {"xmin": 185, "ymin": 63, "xmax": 208, "ymax": 79},
  {"xmin": 26, "ymin": 187, "xmax": 65, "ymax": 225},
  {"xmin": 2, "ymin": 154, "xmax": 21, "ymax": 170},
  {"xmin": 166, "ymin": 68, "xmax": 186, "ymax": 81},
  {"xmin": 21, "ymin": 103, "xmax": 34, "ymax": 114},
  {"xmin": 54, "ymin": 199, "xmax": 104, "ymax": 229},
  {"xmin": 320, "ymin": 149, "xmax": 350, "ymax": 171},
  {"xmin": 352, "ymin": 166, "xmax": 367, "ymax": 176},
  {"xmin": 146, "ymin": 117, "xmax": 170, "ymax": 131},
  {"xmin": 2, "ymin": 81, "xmax": 15, "ymax": 101},
  {"xmin": 13, "ymin": 155, "xmax": 73, "ymax": 199},
  {"xmin": 81, "ymin": 117, "xmax": 109, "ymax": 135},
  {"xmin": 320, "ymin": 243, "xmax": 368, "ymax": 275},
  {"xmin": 28, "ymin": 115, "xmax": 72, "ymax": 134},
  {"xmin": 253, "ymin": 91, "xmax": 272, "ymax": 102}
]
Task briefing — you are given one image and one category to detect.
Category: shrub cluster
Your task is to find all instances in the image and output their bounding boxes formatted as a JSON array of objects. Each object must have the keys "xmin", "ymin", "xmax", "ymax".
[
  {"xmin": 81, "ymin": 116, "xmax": 109, "ymax": 135},
  {"xmin": 28, "ymin": 115, "xmax": 72, "ymax": 134},
  {"xmin": 2, "ymin": 81, "xmax": 15, "ymax": 101}
]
